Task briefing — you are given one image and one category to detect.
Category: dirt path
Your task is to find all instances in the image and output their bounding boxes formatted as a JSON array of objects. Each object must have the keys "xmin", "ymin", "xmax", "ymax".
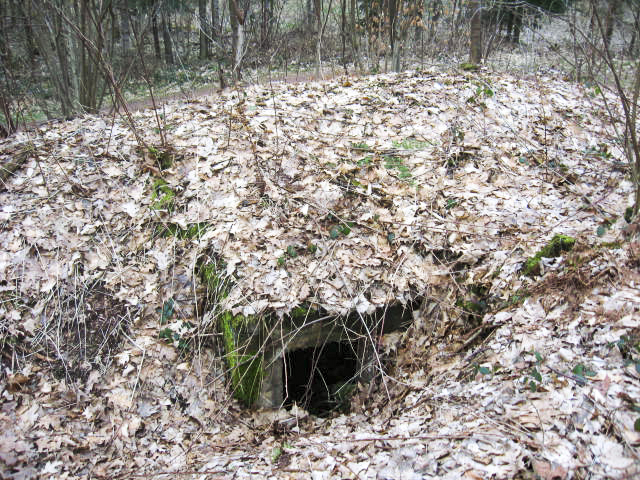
[{"xmin": 111, "ymin": 66, "xmax": 351, "ymax": 114}]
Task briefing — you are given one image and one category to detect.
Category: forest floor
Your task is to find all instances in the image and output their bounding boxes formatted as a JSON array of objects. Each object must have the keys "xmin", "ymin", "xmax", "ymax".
[{"xmin": 1, "ymin": 66, "xmax": 639, "ymax": 479}]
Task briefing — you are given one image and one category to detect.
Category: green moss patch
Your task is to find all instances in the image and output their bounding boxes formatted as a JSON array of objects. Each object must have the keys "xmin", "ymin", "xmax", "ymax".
[
  {"xmin": 155, "ymin": 222, "xmax": 209, "ymax": 239},
  {"xmin": 198, "ymin": 257, "xmax": 265, "ymax": 406},
  {"xmin": 148, "ymin": 146, "xmax": 180, "ymax": 170},
  {"xmin": 221, "ymin": 311, "xmax": 264, "ymax": 406},
  {"xmin": 290, "ymin": 303, "xmax": 318, "ymax": 320},
  {"xmin": 625, "ymin": 206, "xmax": 635, "ymax": 224},
  {"xmin": 392, "ymin": 138, "xmax": 431, "ymax": 150},
  {"xmin": 199, "ymin": 259, "xmax": 228, "ymax": 295},
  {"xmin": 459, "ymin": 62, "xmax": 480, "ymax": 72},
  {"xmin": 151, "ymin": 179, "xmax": 176, "ymax": 211},
  {"xmin": 523, "ymin": 234, "xmax": 576, "ymax": 277}
]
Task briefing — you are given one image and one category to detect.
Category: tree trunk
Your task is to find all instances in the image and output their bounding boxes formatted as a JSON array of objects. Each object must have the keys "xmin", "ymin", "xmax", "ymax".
[
  {"xmin": 161, "ymin": 10, "xmax": 173, "ymax": 65},
  {"xmin": 120, "ymin": 4, "xmax": 130, "ymax": 55},
  {"xmin": 77, "ymin": 0, "xmax": 111, "ymax": 114},
  {"xmin": 229, "ymin": 0, "xmax": 246, "ymax": 82},
  {"xmin": 152, "ymin": 12, "xmax": 162, "ymax": 60},
  {"xmin": 260, "ymin": 0, "xmax": 272, "ymax": 49},
  {"xmin": 53, "ymin": 3, "xmax": 77, "ymax": 116},
  {"xmin": 469, "ymin": 0, "xmax": 483, "ymax": 64},
  {"xmin": 629, "ymin": 8, "xmax": 640, "ymax": 56},
  {"xmin": 0, "ymin": 0, "xmax": 12, "ymax": 65},
  {"xmin": 512, "ymin": 6, "xmax": 522, "ymax": 44},
  {"xmin": 349, "ymin": 0, "xmax": 359, "ymax": 69},
  {"xmin": 604, "ymin": 0, "xmax": 620, "ymax": 51},
  {"xmin": 211, "ymin": 0, "xmax": 220, "ymax": 39},
  {"xmin": 388, "ymin": 0, "xmax": 397, "ymax": 68},
  {"xmin": 306, "ymin": 0, "xmax": 314, "ymax": 33},
  {"xmin": 340, "ymin": 0, "xmax": 346, "ymax": 67},
  {"xmin": 199, "ymin": 0, "xmax": 209, "ymax": 59},
  {"xmin": 314, "ymin": 0, "xmax": 322, "ymax": 77},
  {"xmin": 23, "ymin": 2, "xmax": 38, "ymax": 67}
]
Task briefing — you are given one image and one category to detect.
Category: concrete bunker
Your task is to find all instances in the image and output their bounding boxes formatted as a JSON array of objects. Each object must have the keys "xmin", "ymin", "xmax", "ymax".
[{"xmin": 222, "ymin": 302, "xmax": 415, "ymax": 415}]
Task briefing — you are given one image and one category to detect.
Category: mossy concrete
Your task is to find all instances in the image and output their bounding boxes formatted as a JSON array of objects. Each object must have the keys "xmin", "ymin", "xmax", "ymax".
[
  {"xmin": 199, "ymin": 259, "xmax": 414, "ymax": 408},
  {"xmin": 221, "ymin": 302, "xmax": 413, "ymax": 408},
  {"xmin": 221, "ymin": 311, "xmax": 265, "ymax": 406}
]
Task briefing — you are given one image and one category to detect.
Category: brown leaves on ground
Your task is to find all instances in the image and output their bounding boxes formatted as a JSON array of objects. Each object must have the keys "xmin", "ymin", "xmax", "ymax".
[{"xmin": 0, "ymin": 67, "xmax": 639, "ymax": 478}]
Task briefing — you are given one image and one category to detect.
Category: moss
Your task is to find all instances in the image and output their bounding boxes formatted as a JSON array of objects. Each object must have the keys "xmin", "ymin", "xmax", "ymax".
[
  {"xmin": 290, "ymin": 303, "xmax": 318, "ymax": 320},
  {"xmin": 221, "ymin": 311, "xmax": 264, "ymax": 406},
  {"xmin": 505, "ymin": 290, "xmax": 529, "ymax": 308},
  {"xmin": 456, "ymin": 299, "xmax": 487, "ymax": 315},
  {"xmin": 151, "ymin": 179, "xmax": 176, "ymax": 211},
  {"xmin": 459, "ymin": 62, "xmax": 479, "ymax": 71},
  {"xmin": 148, "ymin": 146, "xmax": 175, "ymax": 170},
  {"xmin": 392, "ymin": 138, "xmax": 431, "ymax": 150},
  {"xmin": 196, "ymin": 257, "xmax": 265, "ymax": 405},
  {"xmin": 600, "ymin": 241, "xmax": 623, "ymax": 249},
  {"xmin": 156, "ymin": 222, "xmax": 210, "ymax": 239},
  {"xmin": 523, "ymin": 234, "xmax": 576, "ymax": 277},
  {"xmin": 198, "ymin": 258, "xmax": 230, "ymax": 306},
  {"xmin": 351, "ymin": 142, "xmax": 371, "ymax": 151},
  {"xmin": 625, "ymin": 206, "xmax": 635, "ymax": 224}
]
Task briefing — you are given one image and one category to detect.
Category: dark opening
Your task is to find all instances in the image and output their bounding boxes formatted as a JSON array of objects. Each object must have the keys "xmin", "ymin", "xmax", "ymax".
[{"xmin": 284, "ymin": 341, "xmax": 359, "ymax": 416}]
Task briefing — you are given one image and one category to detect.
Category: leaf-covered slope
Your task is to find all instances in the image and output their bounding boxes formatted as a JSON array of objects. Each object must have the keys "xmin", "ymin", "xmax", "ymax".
[
  {"xmin": 1, "ymin": 68, "xmax": 639, "ymax": 479},
  {"xmin": 0, "ymin": 69, "xmax": 631, "ymax": 323}
]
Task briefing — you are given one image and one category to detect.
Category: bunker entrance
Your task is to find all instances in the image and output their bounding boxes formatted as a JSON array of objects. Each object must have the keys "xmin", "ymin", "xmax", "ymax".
[
  {"xmin": 284, "ymin": 341, "xmax": 360, "ymax": 416},
  {"xmin": 229, "ymin": 301, "xmax": 419, "ymax": 411}
]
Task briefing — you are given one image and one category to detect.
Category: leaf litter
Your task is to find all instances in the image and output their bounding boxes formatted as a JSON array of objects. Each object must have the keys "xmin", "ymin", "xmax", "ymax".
[{"xmin": 0, "ymin": 67, "xmax": 639, "ymax": 478}]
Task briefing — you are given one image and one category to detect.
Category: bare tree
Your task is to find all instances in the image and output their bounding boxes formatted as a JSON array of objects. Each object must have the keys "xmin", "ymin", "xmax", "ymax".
[
  {"xmin": 152, "ymin": 7, "xmax": 162, "ymax": 59},
  {"xmin": 259, "ymin": 0, "xmax": 274, "ymax": 49},
  {"xmin": 161, "ymin": 6, "xmax": 174, "ymax": 64},
  {"xmin": 569, "ymin": 0, "xmax": 640, "ymax": 216},
  {"xmin": 229, "ymin": 0, "xmax": 248, "ymax": 82},
  {"xmin": 199, "ymin": 0, "xmax": 210, "ymax": 59},
  {"xmin": 314, "ymin": 0, "xmax": 322, "ymax": 76},
  {"xmin": 211, "ymin": 0, "xmax": 220, "ymax": 39},
  {"xmin": 469, "ymin": 0, "xmax": 483, "ymax": 64},
  {"xmin": 29, "ymin": 0, "xmax": 77, "ymax": 117}
]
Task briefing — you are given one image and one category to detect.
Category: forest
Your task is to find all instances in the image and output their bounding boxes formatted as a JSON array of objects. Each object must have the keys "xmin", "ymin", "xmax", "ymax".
[
  {"xmin": 1, "ymin": 1, "xmax": 640, "ymax": 479},
  {"xmin": 0, "ymin": 0, "xmax": 635, "ymax": 128}
]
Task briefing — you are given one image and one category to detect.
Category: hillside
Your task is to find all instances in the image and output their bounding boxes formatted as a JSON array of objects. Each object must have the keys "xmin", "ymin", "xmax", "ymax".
[{"xmin": 1, "ymin": 68, "xmax": 639, "ymax": 479}]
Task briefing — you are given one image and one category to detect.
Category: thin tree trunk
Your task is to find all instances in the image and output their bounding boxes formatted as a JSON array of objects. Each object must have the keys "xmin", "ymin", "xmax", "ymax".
[
  {"xmin": 349, "ymin": 0, "xmax": 360, "ymax": 70},
  {"xmin": 604, "ymin": 0, "xmax": 620, "ymax": 51},
  {"xmin": 161, "ymin": 10, "xmax": 173, "ymax": 65},
  {"xmin": 260, "ymin": 0, "xmax": 272, "ymax": 49},
  {"xmin": 152, "ymin": 12, "xmax": 161, "ymax": 60},
  {"xmin": 314, "ymin": 0, "xmax": 322, "ymax": 77},
  {"xmin": 229, "ymin": 0, "xmax": 246, "ymax": 82},
  {"xmin": 120, "ymin": 4, "xmax": 130, "ymax": 55},
  {"xmin": 629, "ymin": 8, "xmax": 640, "ymax": 56},
  {"xmin": 469, "ymin": 0, "xmax": 483, "ymax": 64},
  {"xmin": 340, "ymin": 0, "xmax": 346, "ymax": 68},
  {"xmin": 306, "ymin": 0, "xmax": 314, "ymax": 32},
  {"xmin": 199, "ymin": 0, "xmax": 209, "ymax": 59},
  {"xmin": 0, "ymin": 0, "xmax": 12, "ymax": 65},
  {"xmin": 54, "ymin": 3, "xmax": 76, "ymax": 116},
  {"xmin": 211, "ymin": 0, "xmax": 219, "ymax": 39},
  {"xmin": 388, "ymin": 0, "xmax": 397, "ymax": 70},
  {"xmin": 512, "ymin": 6, "xmax": 522, "ymax": 44}
]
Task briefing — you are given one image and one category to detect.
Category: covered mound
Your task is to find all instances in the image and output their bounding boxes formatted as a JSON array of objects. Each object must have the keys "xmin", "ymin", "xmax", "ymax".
[
  {"xmin": 0, "ymin": 69, "xmax": 630, "ymax": 322},
  {"xmin": 1, "ymin": 68, "xmax": 638, "ymax": 478}
]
